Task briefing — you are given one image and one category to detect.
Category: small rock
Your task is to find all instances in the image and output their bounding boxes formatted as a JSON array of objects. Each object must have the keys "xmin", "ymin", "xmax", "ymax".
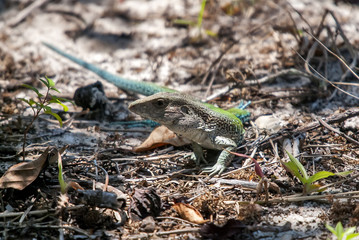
[{"xmin": 140, "ymin": 216, "xmax": 156, "ymax": 232}]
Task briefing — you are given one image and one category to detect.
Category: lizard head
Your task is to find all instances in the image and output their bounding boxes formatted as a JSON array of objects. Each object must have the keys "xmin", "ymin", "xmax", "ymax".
[{"xmin": 128, "ymin": 92, "xmax": 199, "ymax": 126}]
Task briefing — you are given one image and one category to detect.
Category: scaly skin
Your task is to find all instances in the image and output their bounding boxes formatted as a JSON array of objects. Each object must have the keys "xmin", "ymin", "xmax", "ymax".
[
  {"xmin": 129, "ymin": 92, "xmax": 245, "ymax": 176},
  {"xmin": 43, "ymin": 42, "xmax": 249, "ymax": 176}
]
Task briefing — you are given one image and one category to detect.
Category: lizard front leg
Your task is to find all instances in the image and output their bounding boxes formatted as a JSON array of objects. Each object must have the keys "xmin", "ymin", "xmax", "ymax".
[
  {"xmin": 202, "ymin": 146, "xmax": 235, "ymax": 177},
  {"xmin": 190, "ymin": 142, "xmax": 208, "ymax": 165},
  {"xmin": 202, "ymin": 136, "xmax": 238, "ymax": 176}
]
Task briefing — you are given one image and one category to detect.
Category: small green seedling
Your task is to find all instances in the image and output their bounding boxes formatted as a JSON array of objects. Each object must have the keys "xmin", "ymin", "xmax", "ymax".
[
  {"xmin": 173, "ymin": 0, "xmax": 217, "ymax": 39},
  {"xmin": 326, "ymin": 222, "xmax": 359, "ymax": 240},
  {"xmin": 282, "ymin": 151, "xmax": 352, "ymax": 195},
  {"xmin": 58, "ymin": 152, "xmax": 67, "ymax": 194},
  {"xmin": 19, "ymin": 76, "xmax": 70, "ymax": 161}
]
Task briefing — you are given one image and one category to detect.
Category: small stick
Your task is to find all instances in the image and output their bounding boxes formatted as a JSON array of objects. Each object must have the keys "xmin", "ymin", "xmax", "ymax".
[{"xmin": 316, "ymin": 116, "xmax": 359, "ymax": 146}]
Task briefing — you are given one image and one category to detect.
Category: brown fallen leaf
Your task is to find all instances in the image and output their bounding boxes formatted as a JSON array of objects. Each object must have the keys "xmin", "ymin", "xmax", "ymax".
[
  {"xmin": 0, "ymin": 147, "xmax": 50, "ymax": 190},
  {"xmin": 134, "ymin": 125, "xmax": 191, "ymax": 152},
  {"xmin": 172, "ymin": 202, "xmax": 209, "ymax": 224},
  {"xmin": 68, "ymin": 181, "xmax": 84, "ymax": 191}
]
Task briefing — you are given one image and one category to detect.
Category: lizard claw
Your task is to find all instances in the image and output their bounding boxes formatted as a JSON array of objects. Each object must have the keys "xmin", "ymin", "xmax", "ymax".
[{"xmin": 201, "ymin": 163, "xmax": 226, "ymax": 177}]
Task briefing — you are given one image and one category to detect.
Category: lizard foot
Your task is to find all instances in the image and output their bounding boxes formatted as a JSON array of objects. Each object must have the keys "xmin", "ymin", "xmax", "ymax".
[
  {"xmin": 189, "ymin": 152, "xmax": 208, "ymax": 165},
  {"xmin": 201, "ymin": 163, "xmax": 226, "ymax": 177}
]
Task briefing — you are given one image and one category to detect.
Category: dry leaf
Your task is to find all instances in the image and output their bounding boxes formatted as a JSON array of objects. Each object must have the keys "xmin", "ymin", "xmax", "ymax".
[
  {"xmin": 68, "ymin": 181, "xmax": 84, "ymax": 191},
  {"xmin": 0, "ymin": 147, "xmax": 50, "ymax": 190},
  {"xmin": 134, "ymin": 125, "xmax": 191, "ymax": 152},
  {"xmin": 172, "ymin": 202, "xmax": 208, "ymax": 224}
]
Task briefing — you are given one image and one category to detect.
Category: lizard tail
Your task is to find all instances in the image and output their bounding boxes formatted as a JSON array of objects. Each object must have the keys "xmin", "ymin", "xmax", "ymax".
[{"xmin": 42, "ymin": 42, "xmax": 176, "ymax": 96}]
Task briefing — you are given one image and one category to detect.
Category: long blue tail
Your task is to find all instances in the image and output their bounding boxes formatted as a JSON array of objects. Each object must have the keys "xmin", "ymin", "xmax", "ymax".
[{"xmin": 42, "ymin": 42, "xmax": 176, "ymax": 96}]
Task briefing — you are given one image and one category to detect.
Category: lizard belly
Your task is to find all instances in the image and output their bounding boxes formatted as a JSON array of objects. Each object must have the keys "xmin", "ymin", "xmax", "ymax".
[{"xmin": 177, "ymin": 128, "xmax": 219, "ymax": 150}]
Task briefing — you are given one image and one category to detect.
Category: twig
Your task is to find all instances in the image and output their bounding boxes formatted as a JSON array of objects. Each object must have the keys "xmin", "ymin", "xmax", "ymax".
[
  {"xmin": 295, "ymin": 49, "xmax": 359, "ymax": 100},
  {"xmin": 257, "ymin": 108, "xmax": 359, "ymax": 148},
  {"xmin": 316, "ymin": 116, "xmax": 359, "ymax": 146},
  {"xmin": 269, "ymin": 190, "xmax": 359, "ymax": 203},
  {"xmin": 317, "ymin": 173, "xmax": 359, "ymax": 192},
  {"xmin": 305, "ymin": 30, "xmax": 358, "ymax": 88},
  {"xmin": 207, "ymin": 178, "xmax": 258, "ymax": 190},
  {"xmin": 221, "ymin": 159, "xmax": 279, "ymax": 177},
  {"xmin": 7, "ymin": 0, "xmax": 50, "ymax": 27},
  {"xmin": 201, "ymin": 41, "xmax": 236, "ymax": 86},
  {"xmin": 0, "ymin": 205, "xmax": 84, "ymax": 218},
  {"xmin": 92, "ymin": 160, "xmax": 109, "ymax": 191},
  {"xmin": 244, "ymin": 68, "xmax": 322, "ymax": 86},
  {"xmin": 201, "ymin": 12, "xmax": 285, "ymax": 94},
  {"xmin": 125, "ymin": 168, "xmax": 195, "ymax": 182},
  {"xmin": 31, "ymin": 224, "xmax": 93, "ymax": 239},
  {"xmin": 127, "ymin": 228, "xmax": 199, "ymax": 239},
  {"xmin": 156, "ymin": 216, "xmax": 200, "ymax": 226},
  {"xmin": 204, "ymin": 58, "xmax": 223, "ymax": 98}
]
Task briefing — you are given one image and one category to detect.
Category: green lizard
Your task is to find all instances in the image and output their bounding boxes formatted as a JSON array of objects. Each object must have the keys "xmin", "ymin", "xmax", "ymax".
[
  {"xmin": 129, "ymin": 92, "xmax": 245, "ymax": 176},
  {"xmin": 43, "ymin": 42, "xmax": 249, "ymax": 176}
]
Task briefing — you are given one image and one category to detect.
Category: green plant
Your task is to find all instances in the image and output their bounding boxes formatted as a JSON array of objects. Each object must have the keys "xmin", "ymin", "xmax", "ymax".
[
  {"xmin": 326, "ymin": 222, "xmax": 359, "ymax": 240},
  {"xmin": 19, "ymin": 76, "xmax": 69, "ymax": 161},
  {"xmin": 282, "ymin": 151, "xmax": 352, "ymax": 195},
  {"xmin": 173, "ymin": 0, "xmax": 217, "ymax": 39},
  {"xmin": 58, "ymin": 152, "xmax": 67, "ymax": 194}
]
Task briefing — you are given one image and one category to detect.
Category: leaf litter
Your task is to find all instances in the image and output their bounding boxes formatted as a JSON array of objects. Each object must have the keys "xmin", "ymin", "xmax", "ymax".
[{"xmin": 0, "ymin": 0, "xmax": 359, "ymax": 239}]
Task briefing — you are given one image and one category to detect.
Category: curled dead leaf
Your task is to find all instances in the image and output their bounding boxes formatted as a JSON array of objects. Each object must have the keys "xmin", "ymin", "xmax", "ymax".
[
  {"xmin": 0, "ymin": 147, "xmax": 50, "ymax": 190},
  {"xmin": 134, "ymin": 125, "xmax": 191, "ymax": 152},
  {"xmin": 67, "ymin": 181, "xmax": 84, "ymax": 191},
  {"xmin": 172, "ymin": 202, "xmax": 208, "ymax": 224}
]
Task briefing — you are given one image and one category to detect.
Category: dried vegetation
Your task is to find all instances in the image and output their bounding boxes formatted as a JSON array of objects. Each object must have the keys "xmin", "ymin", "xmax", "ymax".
[{"xmin": 0, "ymin": 0, "xmax": 359, "ymax": 239}]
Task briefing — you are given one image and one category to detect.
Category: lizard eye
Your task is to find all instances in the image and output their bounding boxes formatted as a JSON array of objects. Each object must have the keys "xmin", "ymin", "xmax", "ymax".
[
  {"xmin": 153, "ymin": 98, "xmax": 166, "ymax": 108},
  {"xmin": 180, "ymin": 106, "xmax": 190, "ymax": 114}
]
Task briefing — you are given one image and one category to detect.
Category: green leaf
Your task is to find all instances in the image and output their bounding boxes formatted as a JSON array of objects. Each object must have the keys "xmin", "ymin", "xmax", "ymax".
[
  {"xmin": 283, "ymin": 160, "xmax": 306, "ymax": 183},
  {"xmin": 347, "ymin": 233, "xmax": 359, "ymax": 240},
  {"xmin": 286, "ymin": 151, "xmax": 308, "ymax": 180},
  {"xmin": 335, "ymin": 222, "xmax": 344, "ymax": 239},
  {"xmin": 50, "ymin": 86, "xmax": 61, "ymax": 93},
  {"xmin": 45, "ymin": 76, "xmax": 55, "ymax": 87},
  {"xmin": 39, "ymin": 78, "xmax": 49, "ymax": 87},
  {"xmin": 54, "ymin": 96, "xmax": 69, "ymax": 102},
  {"xmin": 58, "ymin": 154, "xmax": 67, "ymax": 194},
  {"xmin": 44, "ymin": 110, "xmax": 63, "ymax": 127},
  {"xmin": 19, "ymin": 98, "xmax": 31, "ymax": 105},
  {"xmin": 326, "ymin": 223, "xmax": 338, "ymax": 236},
  {"xmin": 57, "ymin": 101, "xmax": 69, "ymax": 112},
  {"xmin": 197, "ymin": 0, "xmax": 207, "ymax": 27},
  {"xmin": 29, "ymin": 99, "xmax": 37, "ymax": 106},
  {"xmin": 344, "ymin": 227, "xmax": 357, "ymax": 236},
  {"xmin": 307, "ymin": 171, "xmax": 336, "ymax": 184},
  {"xmin": 22, "ymin": 84, "xmax": 44, "ymax": 98},
  {"xmin": 43, "ymin": 105, "xmax": 52, "ymax": 112},
  {"xmin": 53, "ymin": 96, "xmax": 75, "ymax": 106},
  {"xmin": 335, "ymin": 170, "xmax": 353, "ymax": 177},
  {"xmin": 173, "ymin": 19, "xmax": 196, "ymax": 26},
  {"xmin": 204, "ymin": 29, "xmax": 217, "ymax": 37},
  {"xmin": 49, "ymin": 98, "xmax": 69, "ymax": 112}
]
